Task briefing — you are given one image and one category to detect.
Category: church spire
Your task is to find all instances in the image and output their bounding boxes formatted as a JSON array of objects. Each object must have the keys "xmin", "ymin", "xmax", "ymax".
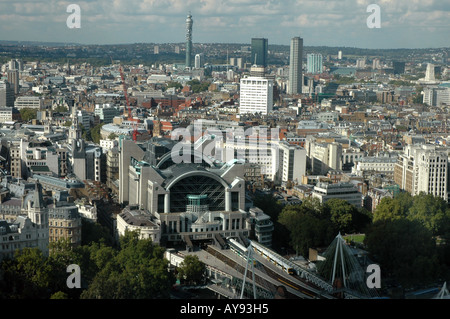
[{"xmin": 34, "ymin": 181, "xmax": 45, "ymax": 209}]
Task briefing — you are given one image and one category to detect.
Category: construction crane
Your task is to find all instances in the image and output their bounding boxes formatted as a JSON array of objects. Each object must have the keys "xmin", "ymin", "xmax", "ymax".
[
  {"xmin": 111, "ymin": 56, "xmax": 139, "ymax": 142},
  {"xmin": 120, "ymin": 66, "xmax": 140, "ymax": 142},
  {"xmin": 118, "ymin": 65, "xmax": 131, "ymax": 119}
]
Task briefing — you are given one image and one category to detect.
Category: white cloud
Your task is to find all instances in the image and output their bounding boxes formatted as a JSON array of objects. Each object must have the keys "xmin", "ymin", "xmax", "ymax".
[{"xmin": 0, "ymin": 0, "xmax": 447, "ymax": 47}]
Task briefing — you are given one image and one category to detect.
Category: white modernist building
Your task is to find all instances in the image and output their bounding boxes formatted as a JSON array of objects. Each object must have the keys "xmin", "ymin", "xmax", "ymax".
[
  {"xmin": 423, "ymin": 86, "xmax": 450, "ymax": 107},
  {"xmin": 394, "ymin": 144, "xmax": 448, "ymax": 201},
  {"xmin": 307, "ymin": 53, "xmax": 323, "ymax": 74},
  {"xmin": 279, "ymin": 141, "xmax": 307, "ymax": 185},
  {"xmin": 14, "ymin": 96, "xmax": 43, "ymax": 110},
  {"xmin": 239, "ymin": 76, "xmax": 273, "ymax": 115},
  {"xmin": 312, "ymin": 182, "xmax": 363, "ymax": 208},
  {"xmin": 218, "ymin": 136, "xmax": 279, "ymax": 181}
]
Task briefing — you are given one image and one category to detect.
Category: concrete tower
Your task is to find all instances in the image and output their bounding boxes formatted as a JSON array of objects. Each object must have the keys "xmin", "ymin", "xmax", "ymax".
[
  {"xmin": 185, "ymin": 13, "xmax": 193, "ymax": 69},
  {"xmin": 425, "ymin": 63, "xmax": 436, "ymax": 82},
  {"xmin": 7, "ymin": 69, "xmax": 19, "ymax": 95},
  {"xmin": 288, "ymin": 36, "xmax": 303, "ymax": 95},
  {"xmin": 68, "ymin": 106, "xmax": 82, "ymax": 145}
]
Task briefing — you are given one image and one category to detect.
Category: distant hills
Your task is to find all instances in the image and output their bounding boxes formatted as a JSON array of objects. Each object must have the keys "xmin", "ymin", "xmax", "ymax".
[
  {"xmin": 0, "ymin": 40, "xmax": 448, "ymax": 66},
  {"xmin": 0, "ymin": 40, "xmax": 80, "ymax": 47}
]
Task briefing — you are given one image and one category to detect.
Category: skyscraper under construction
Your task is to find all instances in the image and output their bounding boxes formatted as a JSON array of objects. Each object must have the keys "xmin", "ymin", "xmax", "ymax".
[{"xmin": 186, "ymin": 13, "xmax": 193, "ymax": 69}]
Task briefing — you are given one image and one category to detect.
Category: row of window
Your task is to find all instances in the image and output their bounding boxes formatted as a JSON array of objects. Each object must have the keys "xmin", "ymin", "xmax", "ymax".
[
  {"xmin": 1, "ymin": 240, "xmax": 34, "ymax": 251},
  {"xmin": 50, "ymin": 229, "xmax": 76, "ymax": 235},
  {"xmin": 49, "ymin": 221, "xmax": 75, "ymax": 227}
]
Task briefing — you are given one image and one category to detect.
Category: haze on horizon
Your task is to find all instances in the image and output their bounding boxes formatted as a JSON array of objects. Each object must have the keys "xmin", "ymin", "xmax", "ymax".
[{"xmin": 0, "ymin": 0, "xmax": 448, "ymax": 49}]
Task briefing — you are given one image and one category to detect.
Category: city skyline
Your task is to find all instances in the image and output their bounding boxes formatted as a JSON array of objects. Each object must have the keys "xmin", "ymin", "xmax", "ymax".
[{"xmin": 0, "ymin": 0, "xmax": 448, "ymax": 49}]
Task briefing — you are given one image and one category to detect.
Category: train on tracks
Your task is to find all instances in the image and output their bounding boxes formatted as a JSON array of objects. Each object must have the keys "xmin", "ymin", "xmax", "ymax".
[{"xmin": 227, "ymin": 238, "xmax": 295, "ymax": 275}]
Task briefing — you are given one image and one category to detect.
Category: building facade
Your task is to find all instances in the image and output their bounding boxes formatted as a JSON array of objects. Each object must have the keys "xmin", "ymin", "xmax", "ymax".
[
  {"xmin": 0, "ymin": 81, "xmax": 14, "ymax": 107},
  {"xmin": 307, "ymin": 53, "xmax": 323, "ymax": 74},
  {"xmin": 14, "ymin": 96, "xmax": 43, "ymax": 110},
  {"xmin": 119, "ymin": 139, "xmax": 273, "ymax": 246},
  {"xmin": 394, "ymin": 144, "xmax": 448, "ymax": 201},
  {"xmin": 48, "ymin": 202, "xmax": 82, "ymax": 247},
  {"xmin": 0, "ymin": 183, "xmax": 49, "ymax": 262},
  {"xmin": 279, "ymin": 141, "xmax": 307, "ymax": 185},
  {"xmin": 116, "ymin": 206, "xmax": 160, "ymax": 243},
  {"xmin": 353, "ymin": 154, "xmax": 398, "ymax": 178},
  {"xmin": 288, "ymin": 36, "xmax": 303, "ymax": 95},
  {"xmin": 251, "ymin": 38, "xmax": 268, "ymax": 67},
  {"xmin": 312, "ymin": 182, "xmax": 363, "ymax": 207},
  {"xmin": 307, "ymin": 141, "xmax": 343, "ymax": 176},
  {"xmin": 239, "ymin": 76, "xmax": 273, "ymax": 115}
]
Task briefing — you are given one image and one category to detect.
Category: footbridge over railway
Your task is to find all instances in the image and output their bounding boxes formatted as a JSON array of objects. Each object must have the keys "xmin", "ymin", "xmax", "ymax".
[{"xmin": 169, "ymin": 232, "xmax": 383, "ymax": 299}]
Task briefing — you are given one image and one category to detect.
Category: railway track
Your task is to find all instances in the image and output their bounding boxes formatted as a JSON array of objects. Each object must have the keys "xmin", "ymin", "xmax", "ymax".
[{"xmin": 206, "ymin": 245, "xmax": 328, "ymax": 299}]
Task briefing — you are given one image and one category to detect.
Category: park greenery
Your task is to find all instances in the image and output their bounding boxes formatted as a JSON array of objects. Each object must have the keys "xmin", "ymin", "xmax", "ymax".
[
  {"xmin": 53, "ymin": 105, "xmax": 68, "ymax": 113},
  {"xmin": 2, "ymin": 191, "xmax": 450, "ymax": 297},
  {"xmin": 186, "ymin": 79, "xmax": 211, "ymax": 93},
  {"xmin": 276, "ymin": 197, "xmax": 372, "ymax": 256},
  {"xmin": 0, "ymin": 227, "xmax": 188, "ymax": 299},
  {"xmin": 258, "ymin": 191, "xmax": 450, "ymax": 289},
  {"xmin": 166, "ymin": 79, "xmax": 211, "ymax": 93},
  {"xmin": 365, "ymin": 192, "xmax": 450, "ymax": 288},
  {"xmin": 19, "ymin": 108, "xmax": 38, "ymax": 122},
  {"xmin": 80, "ymin": 123, "xmax": 104, "ymax": 144},
  {"xmin": 176, "ymin": 255, "xmax": 206, "ymax": 286}
]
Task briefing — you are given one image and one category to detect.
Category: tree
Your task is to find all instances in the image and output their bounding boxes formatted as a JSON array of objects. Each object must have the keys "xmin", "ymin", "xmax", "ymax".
[
  {"xmin": 50, "ymin": 291, "xmax": 69, "ymax": 299},
  {"xmin": 0, "ymin": 247, "xmax": 52, "ymax": 298},
  {"xmin": 323, "ymin": 199, "xmax": 355, "ymax": 233},
  {"xmin": 373, "ymin": 192, "xmax": 412, "ymax": 222},
  {"xmin": 53, "ymin": 105, "xmax": 68, "ymax": 113},
  {"xmin": 90, "ymin": 123, "xmax": 104, "ymax": 144},
  {"xmin": 323, "ymin": 198, "xmax": 372, "ymax": 234},
  {"xmin": 412, "ymin": 86, "xmax": 424, "ymax": 104},
  {"xmin": 186, "ymin": 79, "xmax": 211, "ymax": 93},
  {"xmin": 252, "ymin": 194, "xmax": 289, "ymax": 250},
  {"xmin": 177, "ymin": 255, "xmax": 205, "ymax": 285},
  {"xmin": 19, "ymin": 108, "xmax": 38, "ymax": 122},
  {"xmin": 364, "ymin": 219, "xmax": 442, "ymax": 288},
  {"xmin": 108, "ymin": 133, "xmax": 118, "ymax": 140},
  {"xmin": 252, "ymin": 194, "xmax": 283, "ymax": 221},
  {"xmin": 80, "ymin": 230, "xmax": 174, "ymax": 299},
  {"xmin": 46, "ymin": 238, "xmax": 82, "ymax": 298},
  {"xmin": 80, "ymin": 219, "xmax": 113, "ymax": 246},
  {"xmin": 166, "ymin": 81, "xmax": 183, "ymax": 91},
  {"xmin": 407, "ymin": 192, "xmax": 450, "ymax": 237},
  {"xmin": 75, "ymin": 241, "xmax": 117, "ymax": 289},
  {"xmin": 278, "ymin": 203, "xmax": 336, "ymax": 256}
]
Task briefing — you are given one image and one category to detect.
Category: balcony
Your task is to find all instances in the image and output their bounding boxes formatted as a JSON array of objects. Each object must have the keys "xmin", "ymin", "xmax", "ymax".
[{"xmin": 255, "ymin": 222, "xmax": 274, "ymax": 233}]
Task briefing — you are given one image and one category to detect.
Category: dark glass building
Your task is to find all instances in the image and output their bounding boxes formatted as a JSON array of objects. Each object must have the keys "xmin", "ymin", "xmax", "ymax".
[
  {"xmin": 393, "ymin": 61, "xmax": 405, "ymax": 75},
  {"xmin": 251, "ymin": 38, "xmax": 268, "ymax": 67}
]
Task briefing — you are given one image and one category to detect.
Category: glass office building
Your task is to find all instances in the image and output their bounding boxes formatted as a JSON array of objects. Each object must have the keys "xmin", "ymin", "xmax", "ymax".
[{"xmin": 251, "ymin": 38, "xmax": 268, "ymax": 67}]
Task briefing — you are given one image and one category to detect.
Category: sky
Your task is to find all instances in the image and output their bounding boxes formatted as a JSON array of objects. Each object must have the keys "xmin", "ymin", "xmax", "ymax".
[{"xmin": 0, "ymin": 0, "xmax": 448, "ymax": 49}]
